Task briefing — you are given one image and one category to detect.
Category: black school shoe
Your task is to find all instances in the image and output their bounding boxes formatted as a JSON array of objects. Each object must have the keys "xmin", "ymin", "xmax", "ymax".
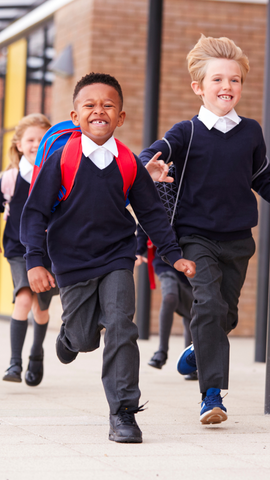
[
  {"xmin": 109, "ymin": 406, "xmax": 143, "ymax": 443},
  {"xmin": 25, "ymin": 352, "xmax": 44, "ymax": 387},
  {"xmin": 3, "ymin": 363, "xmax": 22, "ymax": 383},
  {"xmin": 148, "ymin": 350, "xmax": 167, "ymax": 369}
]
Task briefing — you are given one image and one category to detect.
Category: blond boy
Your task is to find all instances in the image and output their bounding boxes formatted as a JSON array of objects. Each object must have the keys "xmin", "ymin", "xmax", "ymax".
[{"xmin": 140, "ymin": 35, "xmax": 269, "ymax": 424}]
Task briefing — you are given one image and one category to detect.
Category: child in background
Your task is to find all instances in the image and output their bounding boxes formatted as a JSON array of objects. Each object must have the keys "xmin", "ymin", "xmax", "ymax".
[
  {"xmin": 20, "ymin": 73, "xmax": 195, "ymax": 443},
  {"xmin": 0, "ymin": 113, "xmax": 58, "ymax": 386},
  {"xmin": 140, "ymin": 35, "xmax": 270, "ymax": 425},
  {"xmin": 136, "ymin": 224, "xmax": 197, "ymax": 380}
]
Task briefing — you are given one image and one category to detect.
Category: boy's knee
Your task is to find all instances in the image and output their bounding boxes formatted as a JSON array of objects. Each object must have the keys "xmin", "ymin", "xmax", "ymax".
[
  {"xmin": 56, "ymin": 335, "xmax": 78, "ymax": 364},
  {"xmin": 106, "ymin": 316, "xmax": 138, "ymax": 343},
  {"xmin": 192, "ymin": 295, "xmax": 228, "ymax": 324},
  {"xmin": 194, "ymin": 293, "xmax": 227, "ymax": 309},
  {"xmin": 59, "ymin": 322, "xmax": 101, "ymax": 354}
]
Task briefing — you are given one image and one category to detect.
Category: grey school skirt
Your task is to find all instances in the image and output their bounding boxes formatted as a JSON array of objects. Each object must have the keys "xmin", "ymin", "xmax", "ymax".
[{"xmin": 7, "ymin": 256, "xmax": 59, "ymax": 311}]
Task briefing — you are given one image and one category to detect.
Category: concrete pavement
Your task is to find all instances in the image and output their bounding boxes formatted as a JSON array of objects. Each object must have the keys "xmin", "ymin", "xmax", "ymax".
[{"xmin": 0, "ymin": 317, "xmax": 270, "ymax": 480}]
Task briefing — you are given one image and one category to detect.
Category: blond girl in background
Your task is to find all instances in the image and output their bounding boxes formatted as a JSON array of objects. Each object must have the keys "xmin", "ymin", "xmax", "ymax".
[{"xmin": 0, "ymin": 113, "xmax": 58, "ymax": 386}]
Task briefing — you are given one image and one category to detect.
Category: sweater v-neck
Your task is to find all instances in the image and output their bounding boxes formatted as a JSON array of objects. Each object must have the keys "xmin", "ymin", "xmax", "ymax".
[
  {"xmin": 193, "ymin": 115, "xmax": 246, "ymax": 140},
  {"xmin": 83, "ymin": 153, "xmax": 118, "ymax": 177}
]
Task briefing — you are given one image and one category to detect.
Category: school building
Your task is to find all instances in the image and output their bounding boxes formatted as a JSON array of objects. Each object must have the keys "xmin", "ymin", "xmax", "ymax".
[{"xmin": 0, "ymin": 0, "xmax": 268, "ymax": 336}]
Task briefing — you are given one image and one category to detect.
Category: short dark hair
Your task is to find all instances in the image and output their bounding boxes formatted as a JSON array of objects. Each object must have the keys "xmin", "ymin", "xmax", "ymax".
[{"xmin": 73, "ymin": 72, "xmax": 123, "ymax": 108}]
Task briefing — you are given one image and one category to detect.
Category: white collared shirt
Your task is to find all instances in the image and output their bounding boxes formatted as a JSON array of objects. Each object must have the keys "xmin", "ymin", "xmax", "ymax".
[
  {"xmin": 198, "ymin": 105, "xmax": 241, "ymax": 133},
  {"xmin": 81, "ymin": 134, "xmax": 118, "ymax": 169},
  {"xmin": 19, "ymin": 155, "xmax": 33, "ymax": 184}
]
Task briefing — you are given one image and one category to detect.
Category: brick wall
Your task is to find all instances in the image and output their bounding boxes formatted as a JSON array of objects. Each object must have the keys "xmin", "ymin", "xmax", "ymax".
[
  {"xmin": 51, "ymin": 0, "xmax": 267, "ymax": 336},
  {"xmin": 25, "ymin": 84, "xmax": 53, "ymax": 121},
  {"xmin": 52, "ymin": 0, "xmax": 95, "ymax": 123},
  {"xmin": 90, "ymin": 0, "xmax": 148, "ymax": 154}
]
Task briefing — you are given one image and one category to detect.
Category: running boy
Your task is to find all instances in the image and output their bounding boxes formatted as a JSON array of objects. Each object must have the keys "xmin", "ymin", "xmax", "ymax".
[
  {"xmin": 139, "ymin": 35, "xmax": 269, "ymax": 425},
  {"xmin": 20, "ymin": 73, "xmax": 195, "ymax": 443}
]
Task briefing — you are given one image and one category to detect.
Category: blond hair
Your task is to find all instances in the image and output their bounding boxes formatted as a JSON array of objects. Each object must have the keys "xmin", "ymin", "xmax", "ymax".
[
  {"xmin": 187, "ymin": 34, "xmax": 250, "ymax": 86},
  {"xmin": 6, "ymin": 113, "xmax": 51, "ymax": 171}
]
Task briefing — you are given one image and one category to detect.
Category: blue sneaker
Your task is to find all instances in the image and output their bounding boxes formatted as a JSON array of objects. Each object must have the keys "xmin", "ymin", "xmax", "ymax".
[
  {"xmin": 200, "ymin": 388, "xmax": 228, "ymax": 425},
  {"xmin": 176, "ymin": 344, "xmax": 197, "ymax": 375}
]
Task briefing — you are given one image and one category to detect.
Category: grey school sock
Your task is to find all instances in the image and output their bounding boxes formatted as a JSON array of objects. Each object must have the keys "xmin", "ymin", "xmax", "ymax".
[
  {"xmin": 10, "ymin": 318, "xmax": 28, "ymax": 365},
  {"xmin": 30, "ymin": 319, "xmax": 49, "ymax": 357},
  {"xmin": 158, "ymin": 293, "xmax": 178, "ymax": 354}
]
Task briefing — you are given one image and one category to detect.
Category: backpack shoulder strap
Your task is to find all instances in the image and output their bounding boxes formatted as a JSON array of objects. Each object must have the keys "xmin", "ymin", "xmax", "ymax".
[
  {"xmin": 115, "ymin": 138, "xmax": 137, "ymax": 200},
  {"xmin": 170, "ymin": 119, "xmax": 194, "ymax": 226},
  {"xmin": 59, "ymin": 131, "xmax": 82, "ymax": 201},
  {"xmin": 29, "ymin": 121, "xmax": 81, "ymax": 196},
  {"xmin": 50, "ymin": 131, "xmax": 82, "ymax": 212}
]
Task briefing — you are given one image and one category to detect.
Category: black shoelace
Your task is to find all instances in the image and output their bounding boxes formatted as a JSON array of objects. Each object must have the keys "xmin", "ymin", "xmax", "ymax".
[{"xmin": 118, "ymin": 402, "xmax": 148, "ymax": 425}]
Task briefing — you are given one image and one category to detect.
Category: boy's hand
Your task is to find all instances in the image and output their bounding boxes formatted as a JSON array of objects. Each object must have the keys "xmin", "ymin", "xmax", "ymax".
[
  {"xmin": 135, "ymin": 255, "xmax": 148, "ymax": 267},
  {"xmin": 145, "ymin": 152, "xmax": 174, "ymax": 183},
  {"xmin": 173, "ymin": 258, "xmax": 196, "ymax": 278},
  {"xmin": 27, "ymin": 266, "xmax": 56, "ymax": 293}
]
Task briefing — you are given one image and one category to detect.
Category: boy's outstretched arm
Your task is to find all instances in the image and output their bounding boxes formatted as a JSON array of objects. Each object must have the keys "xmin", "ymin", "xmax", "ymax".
[
  {"xmin": 28, "ymin": 266, "xmax": 55, "ymax": 293},
  {"xmin": 174, "ymin": 258, "xmax": 196, "ymax": 278},
  {"xmin": 129, "ymin": 157, "xmax": 194, "ymax": 278}
]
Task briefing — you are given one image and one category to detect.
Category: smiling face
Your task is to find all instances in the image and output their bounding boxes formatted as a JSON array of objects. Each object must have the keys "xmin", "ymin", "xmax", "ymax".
[
  {"xmin": 16, "ymin": 126, "xmax": 47, "ymax": 166},
  {"xmin": 191, "ymin": 58, "xmax": 243, "ymax": 117},
  {"xmin": 70, "ymin": 83, "xmax": 126, "ymax": 145}
]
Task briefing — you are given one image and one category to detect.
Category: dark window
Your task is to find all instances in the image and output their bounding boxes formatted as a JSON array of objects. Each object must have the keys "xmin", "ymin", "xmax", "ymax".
[
  {"xmin": 0, "ymin": 21, "xmax": 55, "ymax": 169},
  {"xmin": 25, "ymin": 22, "xmax": 55, "ymax": 118}
]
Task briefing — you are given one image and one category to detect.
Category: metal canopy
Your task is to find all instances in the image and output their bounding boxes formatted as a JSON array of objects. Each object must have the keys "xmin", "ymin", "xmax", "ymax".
[{"xmin": 0, "ymin": 0, "xmax": 46, "ymax": 33}]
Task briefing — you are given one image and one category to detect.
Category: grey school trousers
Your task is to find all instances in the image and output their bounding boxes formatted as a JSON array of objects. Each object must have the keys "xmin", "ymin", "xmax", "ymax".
[
  {"xmin": 179, "ymin": 235, "xmax": 255, "ymax": 393},
  {"xmin": 58, "ymin": 269, "xmax": 140, "ymax": 414}
]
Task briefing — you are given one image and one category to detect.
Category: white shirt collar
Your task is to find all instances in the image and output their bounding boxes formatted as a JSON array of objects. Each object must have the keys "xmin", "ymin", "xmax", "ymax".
[
  {"xmin": 198, "ymin": 105, "xmax": 241, "ymax": 132},
  {"xmin": 19, "ymin": 155, "xmax": 33, "ymax": 184},
  {"xmin": 81, "ymin": 134, "xmax": 118, "ymax": 158}
]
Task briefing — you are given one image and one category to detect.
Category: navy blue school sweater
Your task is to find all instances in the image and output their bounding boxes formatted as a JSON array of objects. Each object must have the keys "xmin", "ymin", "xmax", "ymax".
[
  {"xmin": 0, "ymin": 173, "xmax": 51, "ymax": 267},
  {"xmin": 20, "ymin": 147, "xmax": 182, "ymax": 288},
  {"xmin": 139, "ymin": 116, "xmax": 270, "ymax": 242},
  {"xmin": 0, "ymin": 173, "xmax": 29, "ymax": 258}
]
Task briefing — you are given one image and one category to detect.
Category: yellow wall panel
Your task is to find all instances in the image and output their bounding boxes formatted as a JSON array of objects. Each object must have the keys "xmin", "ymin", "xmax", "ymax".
[
  {"xmin": 4, "ymin": 39, "xmax": 27, "ymax": 131},
  {"xmin": 0, "ymin": 39, "xmax": 27, "ymax": 316}
]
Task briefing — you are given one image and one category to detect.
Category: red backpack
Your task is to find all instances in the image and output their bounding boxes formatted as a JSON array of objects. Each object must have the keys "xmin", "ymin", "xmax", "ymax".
[{"xmin": 30, "ymin": 120, "xmax": 137, "ymax": 211}]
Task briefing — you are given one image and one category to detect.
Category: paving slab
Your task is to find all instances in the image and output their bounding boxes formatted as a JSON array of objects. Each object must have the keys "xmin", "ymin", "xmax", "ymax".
[{"xmin": 0, "ymin": 318, "xmax": 270, "ymax": 480}]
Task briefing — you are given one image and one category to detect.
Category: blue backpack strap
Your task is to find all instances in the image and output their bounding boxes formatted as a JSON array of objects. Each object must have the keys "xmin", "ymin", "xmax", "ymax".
[
  {"xmin": 52, "ymin": 131, "xmax": 82, "ymax": 211},
  {"xmin": 29, "ymin": 121, "xmax": 81, "ymax": 197}
]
